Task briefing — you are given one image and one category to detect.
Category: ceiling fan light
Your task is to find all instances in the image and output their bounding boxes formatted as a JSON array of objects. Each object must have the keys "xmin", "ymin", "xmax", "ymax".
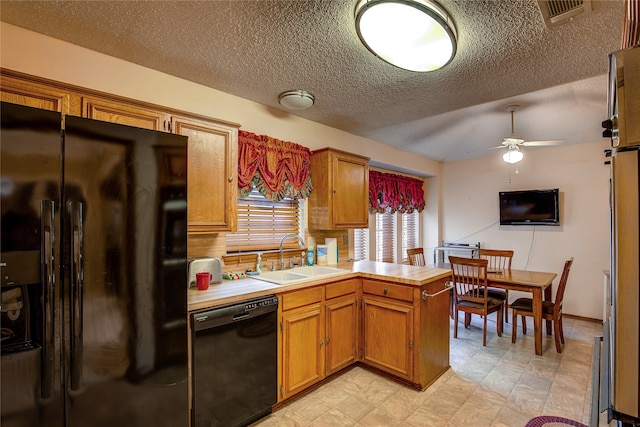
[
  {"xmin": 503, "ymin": 148, "xmax": 523, "ymax": 164},
  {"xmin": 354, "ymin": 0, "xmax": 457, "ymax": 72}
]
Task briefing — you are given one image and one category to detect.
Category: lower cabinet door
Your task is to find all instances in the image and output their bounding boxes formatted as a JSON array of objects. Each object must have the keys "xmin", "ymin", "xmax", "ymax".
[
  {"xmin": 362, "ymin": 296, "xmax": 414, "ymax": 381},
  {"xmin": 280, "ymin": 304, "xmax": 324, "ymax": 400},
  {"xmin": 325, "ymin": 294, "xmax": 358, "ymax": 375}
]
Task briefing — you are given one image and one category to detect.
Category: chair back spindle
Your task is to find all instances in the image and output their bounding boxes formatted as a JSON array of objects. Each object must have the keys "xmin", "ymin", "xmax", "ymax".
[
  {"xmin": 407, "ymin": 248, "xmax": 426, "ymax": 266},
  {"xmin": 478, "ymin": 249, "xmax": 513, "ymax": 272},
  {"xmin": 450, "ymin": 257, "xmax": 488, "ymax": 302}
]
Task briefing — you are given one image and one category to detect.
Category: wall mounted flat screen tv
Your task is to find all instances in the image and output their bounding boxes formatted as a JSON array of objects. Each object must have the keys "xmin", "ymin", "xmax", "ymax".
[{"xmin": 499, "ymin": 189, "xmax": 560, "ymax": 226}]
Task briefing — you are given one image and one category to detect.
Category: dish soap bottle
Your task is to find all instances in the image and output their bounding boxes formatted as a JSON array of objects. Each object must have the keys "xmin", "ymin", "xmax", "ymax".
[
  {"xmin": 307, "ymin": 246, "xmax": 315, "ymax": 266},
  {"xmin": 256, "ymin": 253, "xmax": 262, "ymax": 274}
]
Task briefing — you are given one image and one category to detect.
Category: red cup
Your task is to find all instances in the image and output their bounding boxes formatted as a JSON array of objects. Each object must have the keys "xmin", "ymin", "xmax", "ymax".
[{"xmin": 196, "ymin": 272, "xmax": 212, "ymax": 290}]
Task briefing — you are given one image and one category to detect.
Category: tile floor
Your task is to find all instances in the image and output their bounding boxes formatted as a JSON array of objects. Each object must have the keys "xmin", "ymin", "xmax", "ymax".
[{"xmin": 253, "ymin": 314, "xmax": 604, "ymax": 427}]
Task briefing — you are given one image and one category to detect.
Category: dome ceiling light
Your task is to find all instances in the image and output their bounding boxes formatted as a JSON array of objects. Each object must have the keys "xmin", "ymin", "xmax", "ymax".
[
  {"xmin": 278, "ymin": 90, "xmax": 315, "ymax": 110},
  {"xmin": 354, "ymin": 0, "xmax": 457, "ymax": 72}
]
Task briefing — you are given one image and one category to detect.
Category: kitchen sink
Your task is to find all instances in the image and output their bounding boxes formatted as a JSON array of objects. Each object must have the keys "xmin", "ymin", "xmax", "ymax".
[
  {"xmin": 288, "ymin": 266, "xmax": 347, "ymax": 276},
  {"xmin": 254, "ymin": 265, "xmax": 349, "ymax": 285}
]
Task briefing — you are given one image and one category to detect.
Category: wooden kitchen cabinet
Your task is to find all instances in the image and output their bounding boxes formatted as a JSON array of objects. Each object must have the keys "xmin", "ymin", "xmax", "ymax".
[
  {"xmin": 324, "ymin": 279, "xmax": 359, "ymax": 375},
  {"xmin": 415, "ymin": 276, "xmax": 451, "ymax": 388},
  {"xmin": 279, "ymin": 287, "xmax": 324, "ymax": 401},
  {"xmin": 278, "ymin": 278, "xmax": 359, "ymax": 401},
  {"xmin": 308, "ymin": 148, "xmax": 369, "ymax": 230},
  {"xmin": 81, "ymin": 93, "xmax": 239, "ymax": 233},
  {"xmin": 360, "ymin": 277, "xmax": 450, "ymax": 389},
  {"xmin": 81, "ymin": 95, "xmax": 168, "ymax": 131},
  {"xmin": 172, "ymin": 116, "xmax": 238, "ymax": 233},
  {"xmin": 1, "ymin": 70, "xmax": 72, "ymax": 114},
  {"xmin": 362, "ymin": 281, "xmax": 414, "ymax": 381},
  {"xmin": 1, "ymin": 70, "xmax": 241, "ymax": 235},
  {"xmin": 80, "ymin": 98, "xmax": 239, "ymax": 233}
]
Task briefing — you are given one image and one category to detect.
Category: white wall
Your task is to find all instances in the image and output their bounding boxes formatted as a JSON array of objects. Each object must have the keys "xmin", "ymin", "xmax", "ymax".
[{"xmin": 441, "ymin": 141, "xmax": 611, "ymax": 320}]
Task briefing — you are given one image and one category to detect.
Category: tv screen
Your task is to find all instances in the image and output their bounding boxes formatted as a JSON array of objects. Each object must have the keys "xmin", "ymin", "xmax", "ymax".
[{"xmin": 499, "ymin": 189, "xmax": 559, "ymax": 226}]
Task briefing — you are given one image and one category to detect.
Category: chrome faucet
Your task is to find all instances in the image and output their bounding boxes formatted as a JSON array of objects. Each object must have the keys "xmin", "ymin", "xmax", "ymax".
[{"xmin": 279, "ymin": 233, "xmax": 305, "ymax": 270}]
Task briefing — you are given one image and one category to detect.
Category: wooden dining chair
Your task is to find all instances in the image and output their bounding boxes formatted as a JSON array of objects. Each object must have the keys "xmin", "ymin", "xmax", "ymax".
[
  {"xmin": 407, "ymin": 248, "xmax": 426, "ymax": 266},
  {"xmin": 478, "ymin": 249, "xmax": 514, "ymax": 323},
  {"xmin": 510, "ymin": 257, "xmax": 574, "ymax": 353},
  {"xmin": 449, "ymin": 256, "xmax": 504, "ymax": 346}
]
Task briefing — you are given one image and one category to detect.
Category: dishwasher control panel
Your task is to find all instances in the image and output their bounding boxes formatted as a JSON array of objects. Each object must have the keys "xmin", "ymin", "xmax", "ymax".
[
  {"xmin": 244, "ymin": 297, "xmax": 278, "ymax": 311},
  {"xmin": 192, "ymin": 295, "xmax": 279, "ymax": 331}
]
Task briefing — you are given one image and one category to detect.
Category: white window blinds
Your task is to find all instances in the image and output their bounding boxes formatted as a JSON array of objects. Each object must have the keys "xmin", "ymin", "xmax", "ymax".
[
  {"xmin": 226, "ymin": 189, "xmax": 302, "ymax": 253},
  {"xmin": 353, "ymin": 228, "xmax": 369, "ymax": 262},
  {"xmin": 375, "ymin": 208, "xmax": 396, "ymax": 263},
  {"xmin": 401, "ymin": 210, "xmax": 419, "ymax": 263}
]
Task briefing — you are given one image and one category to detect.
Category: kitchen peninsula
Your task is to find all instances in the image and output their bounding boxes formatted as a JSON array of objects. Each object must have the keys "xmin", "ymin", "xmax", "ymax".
[{"xmin": 188, "ymin": 261, "xmax": 452, "ymax": 403}]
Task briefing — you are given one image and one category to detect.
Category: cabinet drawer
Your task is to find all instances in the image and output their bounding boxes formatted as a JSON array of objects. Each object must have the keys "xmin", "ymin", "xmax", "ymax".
[
  {"xmin": 362, "ymin": 280, "xmax": 413, "ymax": 302},
  {"xmin": 280, "ymin": 286, "xmax": 323, "ymax": 311},
  {"xmin": 325, "ymin": 279, "xmax": 357, "ymax": 300}
]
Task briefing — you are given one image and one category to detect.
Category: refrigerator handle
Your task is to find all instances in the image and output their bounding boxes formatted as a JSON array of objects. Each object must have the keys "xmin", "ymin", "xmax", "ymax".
[
  {"xmin": 69, "ymin": 202, "xmax": 84, "ymax": 391},
  {"xmin": 41, "ymin": 200, "xmax": 56, "ymax": 399}
]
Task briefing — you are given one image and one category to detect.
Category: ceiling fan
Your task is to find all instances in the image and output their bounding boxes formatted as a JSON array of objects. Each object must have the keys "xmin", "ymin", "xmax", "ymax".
[{"xmin": 493, "ymin": 105, "xmax": 565, "ymax": 164}]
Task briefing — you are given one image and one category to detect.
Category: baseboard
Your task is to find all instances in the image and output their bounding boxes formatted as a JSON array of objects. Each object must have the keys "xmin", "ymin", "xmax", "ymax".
[{"xmin": 564, "ymin": 313, "xmax": 602, "ymax": 323}]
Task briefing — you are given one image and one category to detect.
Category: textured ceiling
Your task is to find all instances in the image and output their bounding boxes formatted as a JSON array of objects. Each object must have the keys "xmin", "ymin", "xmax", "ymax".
[{"xmin": 0, "ymin": 0, "xmax": 624, "ymax": 163}]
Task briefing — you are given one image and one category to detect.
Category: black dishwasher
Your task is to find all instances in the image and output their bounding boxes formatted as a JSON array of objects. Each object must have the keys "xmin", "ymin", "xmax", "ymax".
[{"xmin": 191, "ymin": 295, "xmax": 278, "ymax": 427}]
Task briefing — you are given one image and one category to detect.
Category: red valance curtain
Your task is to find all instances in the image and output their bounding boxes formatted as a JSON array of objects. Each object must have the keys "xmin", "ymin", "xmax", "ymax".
[
  {"xmin": 238, "ymin": 130, "xmax": 313, "ymax": 201},
  {"xmin": 369, "ymin": 170, "xmax": 425, "ymax": 213}
]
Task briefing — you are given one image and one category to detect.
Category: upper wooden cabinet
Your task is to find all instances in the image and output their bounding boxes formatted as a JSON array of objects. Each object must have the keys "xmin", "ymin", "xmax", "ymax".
[
  {"xmin": 80, "ymin": 98, "xmax": 239, "ymax": 233},
  {"xmin": 81, "ymin": 95, "xmax": 168, "ymax": 131},
  {"xmin": 1, "ymin": 69, "xmax": 240, "ymax": 234},
  {"xmin": 308, "ymin": 148, "xmax": 369, "ymax": 230},
  {"xmin": 1, "ymin": 71, "xmax": 71, "ymax": 114},
  {"xmin": 172, "ymin": 116, "xmax": 238, "ymax": 233}
]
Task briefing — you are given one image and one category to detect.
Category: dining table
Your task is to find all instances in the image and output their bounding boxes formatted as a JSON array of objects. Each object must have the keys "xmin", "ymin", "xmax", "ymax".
[{"xmin": 431, "ymin": 262, "xmax": 557, "ymax": 356}]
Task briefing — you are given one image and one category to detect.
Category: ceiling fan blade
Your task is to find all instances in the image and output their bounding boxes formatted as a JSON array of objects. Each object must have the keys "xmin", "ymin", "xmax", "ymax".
[
  {"xmin": 521, "ymin": 139, "xmax": 565, "ymax": 146},
  {"xmin": 467, "ymin": 145, "xmax": 505, "ymax": 154}
]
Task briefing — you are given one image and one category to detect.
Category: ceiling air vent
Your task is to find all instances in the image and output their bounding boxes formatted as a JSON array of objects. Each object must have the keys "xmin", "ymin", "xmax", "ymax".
[{"xmin": 537, "ymin": 0, "xmax": 592, "ymax": 27}]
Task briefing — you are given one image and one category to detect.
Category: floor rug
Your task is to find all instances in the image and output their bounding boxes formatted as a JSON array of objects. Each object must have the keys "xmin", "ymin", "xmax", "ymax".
[{"xmin": 525, "ymin": 415, "xmax": 587, "ymax": 427}]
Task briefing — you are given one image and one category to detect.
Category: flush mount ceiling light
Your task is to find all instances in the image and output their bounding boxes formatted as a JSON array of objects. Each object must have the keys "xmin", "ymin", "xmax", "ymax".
[
  {"xmin": 278, "ymin": 90, "xmax": 315, "ymax": 110},
  {"xmin": 503, "ymin": 145, "xmax": 524, "ymax": 164},
  {"xmin": 354, "ymin": 0, "xmax": 457, "ymax": 72}
]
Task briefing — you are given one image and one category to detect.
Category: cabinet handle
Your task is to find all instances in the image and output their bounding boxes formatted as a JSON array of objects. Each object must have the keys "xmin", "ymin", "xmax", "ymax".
[
  {"xmin": 383, "ymin": 288, "xmax": 388, "ymax": 295},
  {"xmin": 228, "ymin": 177, "xmax": 233, "ymax": 182},
  {"xmin": 333, "ymin": 188, "xmax": 337, "ymax": 193},
  {"xmin": 326, "ymin": 338, "xmax": 330, "ymax": 344},
  {"xmin": 320, "ymin": 341, "xmax": 323, "ymax": 347}
]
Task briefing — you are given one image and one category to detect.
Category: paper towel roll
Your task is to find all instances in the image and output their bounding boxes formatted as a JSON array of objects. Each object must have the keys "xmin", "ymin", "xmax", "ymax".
[{"xmin": 325, "ymin": 238, "xmax": 338, "ymax": 265}]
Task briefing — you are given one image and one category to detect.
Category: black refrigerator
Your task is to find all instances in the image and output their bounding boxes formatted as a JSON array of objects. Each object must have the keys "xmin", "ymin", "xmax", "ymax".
[{"xmin": 1, "ymin": 102, "xmax": 189, "ymax": 427}]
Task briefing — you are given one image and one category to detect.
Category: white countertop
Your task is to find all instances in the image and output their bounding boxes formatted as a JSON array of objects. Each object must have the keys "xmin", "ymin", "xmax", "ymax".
[{"xmin": 188, "ymin": 260, "xmax": 451, "ymax": 312}]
